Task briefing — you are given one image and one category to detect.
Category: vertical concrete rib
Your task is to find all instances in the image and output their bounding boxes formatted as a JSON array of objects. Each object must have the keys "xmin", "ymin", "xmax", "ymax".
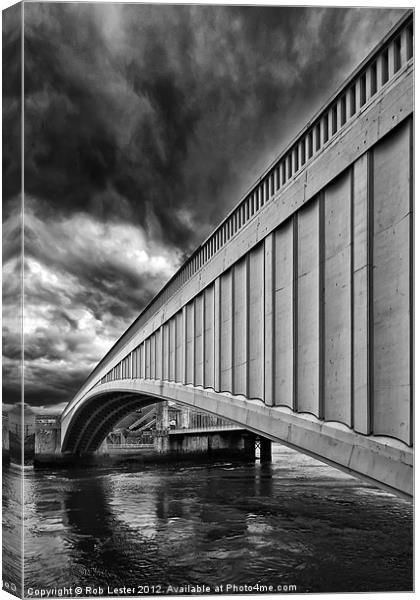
[
  {"xmin": 318, "ymin": 193, "xmax": 325, "ymax": 420},
  {"xmin": 214, "ymin": 277, "xmax": 221, "ymax": 392},
  {"xmin": 231, "ymin": 267, "xmax": 235, "ymax": 394},
  {"xmin": 323, "ymin": 172, "xmax": 351, "ymax": 426},
  {"xmin": 182, "ymin": 305, "xmax": 187, "ymax": 385},
  {"xmin": 264, "ymin": 233, "xmax": 274, "ymax": 406},
  {"xmin": 409, "ymin": 117, "xmax": 413, "ymax": 446},
  {"xmin": 245, "ymin": 254, "xmax": 250, "ymax": 398},
  {"xmin": 201, "ymin": 291, "xmax": 206, "ymax": 387},
  {"xmin": 190, "ymin": 301, "xmax": 195, "ymax": 385},
  {"xmin": 297, "ymin": 200, "xmax": 320, "ymax": 417},
  {"xmin": 141, "ymin": 342, "xmax": 146, "ymax": 379},
  {"xmin": 273, "ymin": 220, "xmax": 294, "ymax": 408},
  {"xmin": 372, "ymin": 121, "xmax": 411, "ymax": 444},
  {"xmin": 166, "ymin": 322, "xmax": 170, "ymax": 380},
  {"xmin": 248, "ymin": 245, "xmax": 265, "ymax": 400},
  {"xmin": 292, "ymin": 214, "xmax": 298, "ymax": 412},
  {"xmin": 367, "ymin": 150, "xmax": 374, "ymax": 435},
  {"xmin": 349, "ymin": 168, "xmax": 355, "ymax": 429}
]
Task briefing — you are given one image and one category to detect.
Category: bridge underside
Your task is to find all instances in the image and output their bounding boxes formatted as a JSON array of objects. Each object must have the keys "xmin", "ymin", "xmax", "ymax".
[
  {"xmin": 61, "ymin": 379, "xmax": 412, "ymax": 500},
  {"xmin": 62, "ymin": 391, "xmax": 158, "ymax": 454}
]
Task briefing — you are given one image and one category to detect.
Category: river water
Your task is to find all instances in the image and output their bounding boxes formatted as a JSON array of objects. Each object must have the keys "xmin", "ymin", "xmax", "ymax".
[{"xmin": 2, "ymin": 445, "xmax": 413, "ymax": 596}]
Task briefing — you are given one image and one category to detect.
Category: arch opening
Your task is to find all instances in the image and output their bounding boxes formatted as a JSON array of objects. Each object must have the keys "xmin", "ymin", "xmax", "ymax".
[{"xmin": 62, "ymin": 392, "xmax": 163, "ymax": 455}]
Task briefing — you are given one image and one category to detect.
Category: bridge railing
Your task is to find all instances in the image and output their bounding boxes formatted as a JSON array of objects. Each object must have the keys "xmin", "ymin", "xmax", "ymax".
[{"xmin": 75, "ymin": 11, "xmax": 413, "ymax": 398}]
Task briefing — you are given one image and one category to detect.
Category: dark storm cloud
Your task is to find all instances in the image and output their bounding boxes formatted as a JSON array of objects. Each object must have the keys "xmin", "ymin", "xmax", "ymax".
[
  {"xmin": 23, "ymin": 4, "xmax": 404, "ymax": 249},
  {"xmin": 2, "ymin": 3, "xmax": 405, "ymax": 409},
  {"xmin": 2, "ymin": 2, "xmax": 21, "ymax": 208}
]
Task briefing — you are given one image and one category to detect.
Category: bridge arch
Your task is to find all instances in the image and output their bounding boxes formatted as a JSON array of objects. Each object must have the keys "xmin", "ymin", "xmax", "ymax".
[
  {"xmin": 61, "ymin": 391, "xmax": 159, "ymax": 455},
  {"xmin": 62, "ymin": 379, "xmax": 412, "ymax": 500}
]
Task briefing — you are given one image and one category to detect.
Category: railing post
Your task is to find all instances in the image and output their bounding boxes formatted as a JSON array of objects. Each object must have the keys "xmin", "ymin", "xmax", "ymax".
[
  {"xmin": 298, "ymin": 140, "xmax": 305, "ymax": 169},
  {"xmin": 400, "ymin": 26, "xmax": 412, "ymax": 64},
  {"xmin": 345, "ymin": 87, "xmax": 353, "ymax": 120},
  {"xmin": 320, "ymin": 114, "xmax": 328, "ymax": 145},
  {"xmin": 380, "ymin": 48, "xmax": 389, "ymax": 86},
  {"xmin": 389, "ymin": 41, "xmax": 397, "ymax": 77},
  {"xmin": 292, "ymin": 147, "xmax": 298, "ymax": 174},
  {"xmin": 328, "ymin": 106, "xmax": 335, "ymax": 138},
  {"xmin": 355, "ymin": 77, "xmax": 363, "ymax": 111},
  {"xmin": 336, "ymin": 99, "xmax": 343, "ymax": 130},
  {"xmin": 280, "ymin": 161, "xmax": 285, "ymax": 186},
  {"xmin": 305, "ymin": 131, "xmax": 312, "ymax": 161}
]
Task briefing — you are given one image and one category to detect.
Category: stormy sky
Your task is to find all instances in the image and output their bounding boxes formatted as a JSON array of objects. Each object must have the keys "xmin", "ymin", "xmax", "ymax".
[{"xmin": 2, "ymin": 2, "xmax": 405, "ymax": 411}]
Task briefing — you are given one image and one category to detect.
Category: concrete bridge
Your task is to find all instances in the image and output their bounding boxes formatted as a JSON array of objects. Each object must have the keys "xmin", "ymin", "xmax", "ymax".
[{"xmin": 62, "ymin": 13, "xmax": 413, "ymax": 499}]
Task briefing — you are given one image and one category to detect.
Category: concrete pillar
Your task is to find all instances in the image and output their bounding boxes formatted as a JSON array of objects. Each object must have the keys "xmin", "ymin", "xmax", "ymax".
[
  {"xmin": 162, "ymin": 402, "xmax": 169, "ymax": 429},
  {"xmin": 181, "ymin": 408, "xmax": 189, "ymax": 429},
  {"xmin": 8, "ymin": 404, "xmax": 36, "ymax": 467},
  {"xmin": 260, "ymin": 437, "xmax": 272, "ymax": 463},
  {"xmin": 400, "ymin": 25, "xmax": 413, "ymax": 64},
  {"xmin": 155, "ymin": 433, "xmax": 169, "ymax": 453},
  {"xmin": 35, "ymin": 417, "xmax": 62, "ymax": 456},
  {"xmin": 243, "ymin": 433, "xmax": 256, "ymax": 460}
]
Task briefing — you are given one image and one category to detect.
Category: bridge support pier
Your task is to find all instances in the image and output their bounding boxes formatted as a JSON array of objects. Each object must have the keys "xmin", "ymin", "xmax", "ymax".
[
  {"xmin": 259, "ymin": 437, "xmax": 272, "ymax": 463},
  {"xmin": 155, "ymin": 429, "xmax": 255, "ymax": 462}
]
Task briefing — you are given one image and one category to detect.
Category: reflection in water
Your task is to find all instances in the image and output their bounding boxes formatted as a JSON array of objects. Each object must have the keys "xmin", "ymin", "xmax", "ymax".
[
  {"xmin": 2, "ymin": 466, "xmax": 23, "ymax": 596},
  {"xmin": 3, "ymin": 445, "xmax": 413, "ymax": 595}
]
